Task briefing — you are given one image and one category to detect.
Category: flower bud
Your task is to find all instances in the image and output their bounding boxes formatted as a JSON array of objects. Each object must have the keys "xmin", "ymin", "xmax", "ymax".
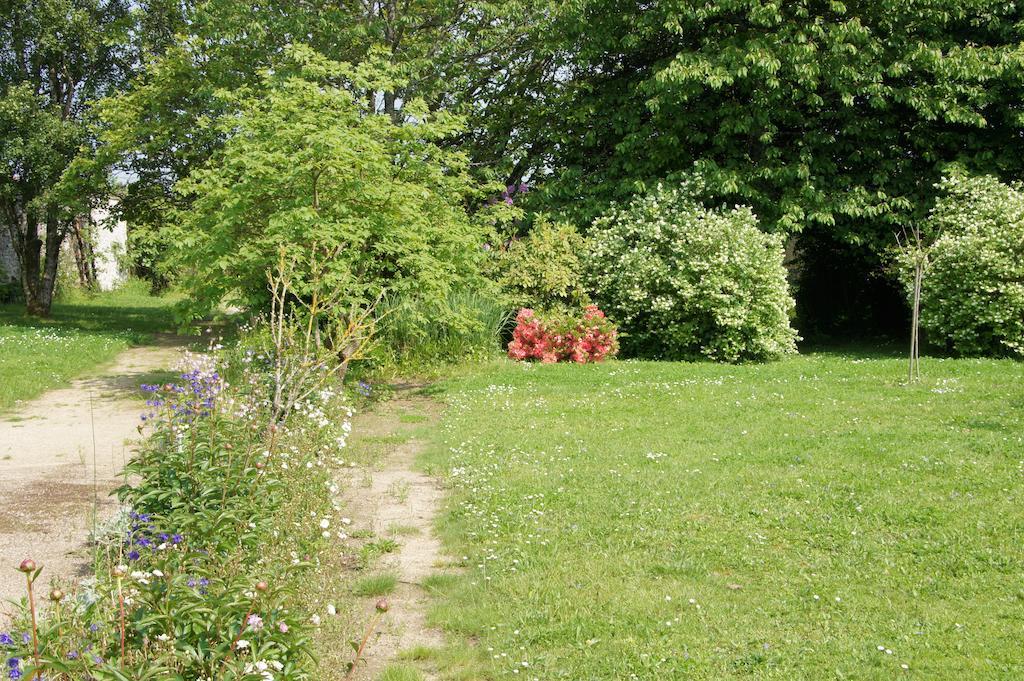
[
  {"xmin": 224, "ymin": 443, "xmax": 233, "ymax": 451},
  {"xmin": 269, "ymin": 424, "xmax": 278, "ymax": 434},
  {"xmin": 255, "ymin": 462, "xmax": 265, "ymax": 470},
  {"xmin": 18, "ymin": 559, "xmax": 36, "ymax": 573},
  {"xmin": 49, "ymin": 588, "xmax": 64, "ymax": 602},
  {"xmin": 255, "ymin": 580, "xmax": 269, "ymax": 593},
  {"xmin": 375, "ymin": 598, "xmax": 389, "ymax": 613},
  {"xmin": 112, "ymin": 565, "xmax": 128, "ymax": 578}
]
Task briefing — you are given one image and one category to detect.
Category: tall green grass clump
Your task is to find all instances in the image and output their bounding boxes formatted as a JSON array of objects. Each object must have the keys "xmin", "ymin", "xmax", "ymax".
[{"xmin": 371, "ymin": 290, "xmax": 511, "ymax": 370}]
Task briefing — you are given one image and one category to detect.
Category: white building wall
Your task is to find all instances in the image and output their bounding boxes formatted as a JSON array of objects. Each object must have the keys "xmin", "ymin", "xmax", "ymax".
[
  {"xmin": 0, "ymin": 228, "xmax": 18, "ymax": 284},
  {"xmin": 90, "ymin": 202, "xmax": 128, "ymax": 291},
  {"xmin": 0, "ymin": 200, "xmax": 128, "ymax": 291}
]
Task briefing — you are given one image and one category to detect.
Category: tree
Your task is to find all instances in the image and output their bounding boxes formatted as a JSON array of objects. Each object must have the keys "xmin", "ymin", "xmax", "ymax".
[
  {"xmin": 0, "ymin": 0, "xmax": 132, "ymax": 315},
  {"xmin": 169, "ymin": 49, "xmax": 486, "ymax": 320},
  {"xmin": 901, "ymin": 171, "xmax": 1024, "ymax": 357},
  {"xmin": 93, "ymin": 0, "xmax": 550, "ymax": 288},
  {"xmin": 506, "ymin": 0, "xmax": 1024, "ymax": 248}
]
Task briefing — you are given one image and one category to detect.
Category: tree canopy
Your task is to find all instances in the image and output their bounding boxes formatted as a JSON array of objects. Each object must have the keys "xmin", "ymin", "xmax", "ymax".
[
  {"xmin": 169, "ymin": 49, "xmax": 486, "ymax": 319},
  {"xmin": 513, "ymin": 0, "xmax": 1024, "ymax": 249}
]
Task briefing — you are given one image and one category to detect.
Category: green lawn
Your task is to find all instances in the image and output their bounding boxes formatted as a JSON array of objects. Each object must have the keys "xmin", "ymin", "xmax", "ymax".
[
  {"xmin": 0, "ymin": 286, "xmax": 180, "ymax": 411},
  {"xmin": 421, "ymin": 353, "xmax": 1024, "ymax": 679}
]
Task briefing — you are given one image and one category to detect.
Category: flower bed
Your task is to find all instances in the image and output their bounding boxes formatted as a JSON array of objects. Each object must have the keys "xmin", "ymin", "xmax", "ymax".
[
  {"xmin": 507, "ymin": 305, "xmax": 618, "ymax": 363},
  {"xmin": 1, "ymin": 337, "xmax": 352, "ymax": 680}
]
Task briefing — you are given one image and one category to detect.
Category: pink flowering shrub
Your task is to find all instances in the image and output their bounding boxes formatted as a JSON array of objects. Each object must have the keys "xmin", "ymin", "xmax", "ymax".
[{"xmin": 507, "ymin": 305, "xmax": 618, "ymax": 363}]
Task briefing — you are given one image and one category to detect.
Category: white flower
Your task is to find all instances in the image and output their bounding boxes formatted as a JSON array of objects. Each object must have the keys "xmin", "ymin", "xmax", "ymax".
[{"xmin": 235, "ymin": 639, "xmax": 250, "ymax": 650}]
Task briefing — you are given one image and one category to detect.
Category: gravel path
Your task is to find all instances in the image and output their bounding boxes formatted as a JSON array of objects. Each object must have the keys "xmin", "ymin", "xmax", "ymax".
[
  {"xmin": 0, "ymin": 338, "xmax": 185, "ymax": 623},
  {"xmin": 336, "ymin": 395, "xmax": 451, "ymax": 680}
]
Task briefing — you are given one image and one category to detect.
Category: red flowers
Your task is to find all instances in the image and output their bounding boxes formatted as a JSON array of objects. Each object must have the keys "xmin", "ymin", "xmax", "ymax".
[{"xmin": 507, "ymin": 305, "xmax": 618, "ymax": 363}]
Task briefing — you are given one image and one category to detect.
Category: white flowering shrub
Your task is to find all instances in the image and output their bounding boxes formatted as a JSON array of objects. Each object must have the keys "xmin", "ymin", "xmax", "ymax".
[
  {"xmin": 587, "ymin": 183, "xmax": 798, "ymax": 362},
  {"xmin": 911, "ymin": 172, "xmax": 1024, "ymax": 356}
]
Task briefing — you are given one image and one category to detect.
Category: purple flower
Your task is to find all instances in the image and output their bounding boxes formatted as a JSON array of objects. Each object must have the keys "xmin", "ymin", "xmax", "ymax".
[
  {"xmin": 127, "ymin": 550, "xmax": 140, "ymax": 561},
  {"xmin": 0, "ymin": 634, "xmax": 11, "ymax": 646}
]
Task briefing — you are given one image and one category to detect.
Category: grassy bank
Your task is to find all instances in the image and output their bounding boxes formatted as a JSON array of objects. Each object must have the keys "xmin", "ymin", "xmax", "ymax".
[
  {"xmin": 422, "ymin": 352, "xmax": 1023, "ymax": 679},
  {"xmin": 0, "ymin": 286, "xmax": 180, "ymax": 411}
]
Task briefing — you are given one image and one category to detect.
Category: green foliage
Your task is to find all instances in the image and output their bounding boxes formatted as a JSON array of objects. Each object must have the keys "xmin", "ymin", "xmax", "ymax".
[
  {"xmin": 587, "ymin": 183, "xmax": 797, "ymax": 362},
  {"xmin": 2, "ymin": 321, "xmax": 354, "ymax": 678},
  {"xmin": 490, "ymin": 217, "xmax": 589, "ymax": 310},
  {"xmin": 352, "ymin": 573, "xmax": 399, "ymax": 597},
  {"xmin": 510, "ymin": 0, "xmax": 1024, "ymax": 251},
  {"xmin": 92, "ymin": 0, "xmax": 547, "ymax": 289},
  {"xmin": 371, "ymin": 289, "xmax": 511, "ymax": 370},
  {"xmin": 907, "ymin": 172, "xmax": 1024, "ymax": 357},
  {"xmin": 170, "ymin": 48, "xmax": 484, "ymax": 319}
]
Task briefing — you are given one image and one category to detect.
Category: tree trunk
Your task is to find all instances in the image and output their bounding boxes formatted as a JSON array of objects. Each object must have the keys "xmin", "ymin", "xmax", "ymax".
[
  {"xmin": 20, "ymin": 205, "xmax": 64, "ymax": 317},
  {"xmin": 71, "ymin": 215, "xmax": 97, "ymax": 289}
]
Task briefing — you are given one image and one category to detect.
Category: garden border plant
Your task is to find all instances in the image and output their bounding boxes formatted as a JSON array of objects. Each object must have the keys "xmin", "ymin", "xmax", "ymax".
[{"xmin": 1, "ymin": 264, "xmax": 375, "ymax": 680}]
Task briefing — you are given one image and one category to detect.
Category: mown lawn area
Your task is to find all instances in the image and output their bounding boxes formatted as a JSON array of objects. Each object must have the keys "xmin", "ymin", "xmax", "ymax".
[
  {"xmin": 422, "ymin": 352, "xmax": 1023, "ymax": 679},
  {"xmin": 0, "ymin": 286, "xmax": 180, "ymax": 411}
]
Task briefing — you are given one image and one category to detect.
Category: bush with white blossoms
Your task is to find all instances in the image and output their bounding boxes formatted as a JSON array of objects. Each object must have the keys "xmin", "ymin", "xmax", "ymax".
[
  {"xmin": 902, "ymin": 171, "xmax": 1024, "ymax": 356},
  {"xmin": 587, "ymin": 181, "xmax": 798, "ymax": 362}
]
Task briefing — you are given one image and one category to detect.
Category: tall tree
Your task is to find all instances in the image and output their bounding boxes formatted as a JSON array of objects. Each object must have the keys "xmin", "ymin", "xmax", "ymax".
[
  {"xmin": 509, "ymin": 0, "xmax": 1024, "ymax": 248},
  {"xmin": 0, "ymin": 0, "xmax": 133, "ymax": 315}
]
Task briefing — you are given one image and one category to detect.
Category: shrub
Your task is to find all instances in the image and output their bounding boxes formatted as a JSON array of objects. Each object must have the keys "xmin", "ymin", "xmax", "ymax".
[
  {"xmin": 907, "ymin": 172, "xmax": 1024, "ymax": 356},
  {"xmin": 587, "ymin": 182, "xmax": 798, "ymax": 362},
  {"xmin": 507, "ymin": 305, "xmax": 618, "ymax": 363},
  {"xmin": 171, "ymin": 48, "xmax": 484, "ymax": 321},
  {"xmin": 489, "ymin": 217, "xmax": 588, "ymax": 310}
]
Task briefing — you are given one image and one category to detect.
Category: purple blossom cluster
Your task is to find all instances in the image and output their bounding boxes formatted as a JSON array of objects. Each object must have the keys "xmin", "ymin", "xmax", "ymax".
[
  {"xmin": 488, "ymin": 181, "xmax": 529, "ymax": 206},
  {"xmin": 139, "ymin": 367, "xmax": 221, "ymax": 423},
  {"xmin": 125, "ymin": 511, "xmax": 183, "ymax": 562},
  {"xmin": 186, "ymin": 576, "xmax": 210, "ymax": 595},
  {"xmin": 2, "ymin": 634, "xmax": 26, "ymax": 680}
]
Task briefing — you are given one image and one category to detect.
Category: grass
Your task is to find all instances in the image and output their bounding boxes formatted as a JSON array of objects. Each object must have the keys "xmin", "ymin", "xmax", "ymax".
[
  {"xmin": 352, "ymin": 572, "xmax": 399, "ymax": 597},
  {"xmin": 0, "ymin": 285, "xmax": 182, "ymax": 412},
  {"xmin": 380, "ymin": 664, "xmax": 426, "ymax": 681},
  {"xmin": 366, "ymin": 289, "xmax": 511, "ymax": 376},
  {"xmin": 421, "ymin": 352, "xmax": 1024, "ymax": 679}
]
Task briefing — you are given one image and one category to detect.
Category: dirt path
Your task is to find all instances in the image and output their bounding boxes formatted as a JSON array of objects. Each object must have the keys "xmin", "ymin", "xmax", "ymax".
[
  {"xmin": 0, "ymin": 337, "xmax": 186, "ymax": 623},
  {"xmin": 335, "ymin": 394, "xmax": 452, "ymax": 680}
]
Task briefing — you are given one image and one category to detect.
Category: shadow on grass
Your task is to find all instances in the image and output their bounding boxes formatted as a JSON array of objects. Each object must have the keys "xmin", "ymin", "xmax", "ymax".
[{"xmin": 0, "ymin": 302, "xmax": 181, "ymax": 339}]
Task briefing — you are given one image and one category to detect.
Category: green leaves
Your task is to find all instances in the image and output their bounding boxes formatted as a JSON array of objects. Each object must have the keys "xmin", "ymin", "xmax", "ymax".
[
  {"xmin": 587, "ymin": 182, "xmax": 798, "ymax": 362},
  {"xmin": 516, "ymin": 0, "xmax": 1024, "ymax": 255},
  {"xmin": 168, "ymin": 58, "xmax": 483, "ymax": 320},
  {"xmin": 903, "ymin": 171, "xmax": 1024, "ymax": 356}
]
